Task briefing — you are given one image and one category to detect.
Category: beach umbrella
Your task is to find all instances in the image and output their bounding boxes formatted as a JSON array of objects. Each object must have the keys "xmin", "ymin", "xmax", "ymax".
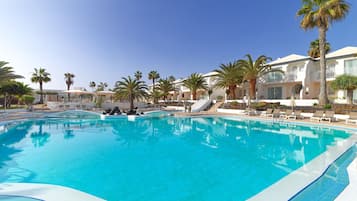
[
  {"xmin": 96, "ymin": 90, "xmax": 115, "ymax": 95},
  {"xmin": 64, "ymin": 89, "xmax": 94, "ymax": 95},
  {"xmin": 64, "ymin": 89, "xmax": 94, "ymax": 107}
]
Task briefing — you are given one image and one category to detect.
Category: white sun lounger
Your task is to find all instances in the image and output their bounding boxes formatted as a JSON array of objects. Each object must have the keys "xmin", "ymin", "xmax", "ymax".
[
  {"xmin": 310, "ymin": 111, "xmax": 324, "ymax": 122},
  {"xmin": 346, "ymin": 112, "xmax": 357, "ymax": 125}
]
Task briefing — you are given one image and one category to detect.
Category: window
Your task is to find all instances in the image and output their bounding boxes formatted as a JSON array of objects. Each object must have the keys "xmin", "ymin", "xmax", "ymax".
[
  {"xmin": 327, "ymin": 64, "xmax": 335, "ymax": 78},
  {"xmin": 344, "ymin": 59, "xmax": 357, "ymax": 75},
  {"xmin": 268, "ymin": 87, "xmax": 282, "ymax": 99},
  {"xmin": 266, "ymin": 68, "xmax": 283, "ymax": 82}
]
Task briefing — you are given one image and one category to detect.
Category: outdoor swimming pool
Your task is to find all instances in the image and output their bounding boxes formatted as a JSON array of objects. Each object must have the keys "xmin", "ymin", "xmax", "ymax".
[{"xmin": 0, "ymin": 116, "xmax": 353, "ymax": 200}]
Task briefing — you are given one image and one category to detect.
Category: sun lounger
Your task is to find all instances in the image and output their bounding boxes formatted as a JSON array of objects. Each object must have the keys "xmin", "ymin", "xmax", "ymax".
[
  {"xmin": 310, "ymin": 111, "xmax": 324, "ymax": 122},
  {"xmin": 287, "ymin": 110, "xmax": 303, "ymax": 120},
  {"xmin": 280, "ymin": 109, "xmax": 293, "ymax": 119},
  {"xmin": 261, "ymin": 108, "xmax": 273, "ymax": 117},
  {"xmin": 321, "ymin": 111, "xmax": 336, "ymax": 123},
  {"xmin": 346, "ymin": 112, "xmax": 357, "ymax": 125},
  {"xmin": 271, "ymin": 109, "xmax": 281, "ymax": 118},
  {"xmin": 245, "ymin": 108, "xmax": 257, "ymax": 116}
]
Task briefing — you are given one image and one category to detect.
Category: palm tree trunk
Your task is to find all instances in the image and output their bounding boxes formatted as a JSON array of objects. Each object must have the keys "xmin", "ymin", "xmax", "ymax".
[
  {"xmin": 249, "ymin": 79, "xmax": 256, "ymax": 99},
  {"xmin": 67, "ymin": 84, "xmax": 71, "ymax": 102},
  {"xmin": 130, "ymin": 97, "xmax": 134, "ymax": 111},
  {"xmin": 192, "ymin": 90, "xmax": 197, "ymax": 100},
  {"xmin": 152, "ymin": 79, "xmax": 156, "ymax": 103},
  {"xmin": 230, "ymin": 85, "xmax": 237, "ymax": 100},
  {"xmin": 40, "ymin": 82, "xmax": 43, "ymax": 104},
  {"xmin": 347, "ymin": 89, "xmax": 353, "ymax": 104},
  {"xmin": 319, "ymin": 27, "xmax": 329, "ymax": 105}
]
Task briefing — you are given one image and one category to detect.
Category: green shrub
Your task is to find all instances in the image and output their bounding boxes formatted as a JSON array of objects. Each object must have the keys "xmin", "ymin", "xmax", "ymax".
[
  {"xmin": 324, "ymin": 104, "xmax": 332, "ymax": 110},
  {"xmin": 21, "ymin": 95, "xmax": 35, "ymax": 105},
  {"xmin": 230, "ymin": 101, "xmax": 239, "ymax": 107}
]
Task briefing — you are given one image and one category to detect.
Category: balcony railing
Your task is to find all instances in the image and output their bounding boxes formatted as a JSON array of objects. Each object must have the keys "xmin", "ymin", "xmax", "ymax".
[
  {"xmin": 314, "ymin": 70, "xmax": 335, "ymax": 80},
  {"xmin": 265, "ymin": 73, "xmax": 300, "ymax": 83},
  {"xmin": 286, "ymin": 73, "xmax": 298, "ymax": 82}
]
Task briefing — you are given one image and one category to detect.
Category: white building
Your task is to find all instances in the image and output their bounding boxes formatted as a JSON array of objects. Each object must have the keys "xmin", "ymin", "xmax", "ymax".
[
  {"xmin": 168, "ymin": 72, "xmax": 227, "ymax": 101},
  {"xmin": 258, "ymin": 46, "xmax": 357, "ymax": 104}
]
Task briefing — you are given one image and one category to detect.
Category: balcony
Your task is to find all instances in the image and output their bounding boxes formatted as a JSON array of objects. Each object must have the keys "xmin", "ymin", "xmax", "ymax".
[
  {"xmin": 265, "ymin": 73, "xmax": 301, "ymax": 83},
  {"xmin": 314, "ymin": 69, "xmax": 335, "ymax": 80},
  {"xmin": 286, "ymin": 73, "xmax": 298, "ymax": 82}
]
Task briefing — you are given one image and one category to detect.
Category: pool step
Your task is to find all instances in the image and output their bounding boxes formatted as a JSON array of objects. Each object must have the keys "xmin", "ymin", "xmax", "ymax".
[{"xmin": 0, "ymin": 183, "xmax": 105, "ymax": 201}]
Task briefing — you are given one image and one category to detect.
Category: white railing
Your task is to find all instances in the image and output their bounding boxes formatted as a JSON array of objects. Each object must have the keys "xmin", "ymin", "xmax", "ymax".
[{"xmin": 314, "ymin": 70, "xmax": 335, "ymax": 80}]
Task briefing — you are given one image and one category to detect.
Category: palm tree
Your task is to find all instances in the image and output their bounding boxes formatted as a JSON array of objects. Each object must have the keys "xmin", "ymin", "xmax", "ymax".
[
  {"xmin": 89, "ymin": 81, "xmax": 96, "ymax": 91},
  {"xmin": 330, "ymin": 75, "xmax": 357, "ymax": 104},
  {"xmin": 214, "ymin": 62, "xmax": 243, "ymax": 100},
  {"xmin": 0, "ymin": 61, "xmax": 23, "ymax": 84},
  {"xmin": 64, "ymin": 73, "xmax": 75, "ymax": 101},
  {"xmin": 134, "ymin": 71, "xmax": 143, "ymax": 80},
  {"xmin": 31, "ymin": 68, "xmax": 51, "ymax": 104},
  {"xmin": 308, "ymin": 39, "xmax": 331, "ymax": 58},
  {"xmin": 297, "ymin": 0, "xmax": 350, "ymax": 105},
  {"xmin": 158, "ymin": 78, "xmax": 175, "ymax": 101},
  {"xmin": 237, "ymin": 54, "xmax": 283, "ymax": 99},
  {"xmin": 0, "ymin": 81, "xmax": 32, "ymax": 108},
  {"xmin": 97, "ymin": 82, "xmax": 108, "ymax": 91},
  {"xmin": 148, "ymin": 70, "xmax": 160, "ymax": 92},
  {"xmin": 114, "ymin": 76, "xmax": 148, "ymax": 111},
  {"xmin": 168, "ymin": 75, "xmax": 176, "ymax": 83},
  {"xmin": 183, "ymin": 73, "xmax": 207, "ymax": 100}
]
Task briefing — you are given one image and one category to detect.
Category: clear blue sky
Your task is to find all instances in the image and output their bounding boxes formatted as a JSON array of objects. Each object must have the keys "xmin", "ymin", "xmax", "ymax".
[{"xmin": 0, "ymin": 0, "xmax": 356, "ymax": 90}]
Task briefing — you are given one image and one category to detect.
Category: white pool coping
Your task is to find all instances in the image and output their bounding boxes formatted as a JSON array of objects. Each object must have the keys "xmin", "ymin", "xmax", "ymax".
[
  {"xmin": 335, "ymin": 154, "xmax": 357, "ymax": 201},
  {"xmin": 248, "ymin": 137, "xmax": 356, "ymax": 201},
  {"xmin": 0, "ymin": 183, "xmax": 105, "ymax": 201}
]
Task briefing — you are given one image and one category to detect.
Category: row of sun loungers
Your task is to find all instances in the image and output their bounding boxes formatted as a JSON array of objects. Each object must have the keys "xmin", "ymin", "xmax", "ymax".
[
  {"xmin": 260, "ymin": 109, "xmax": 303, "ymax": 120},
  {"xmin": 310, "ymin": 110, "xmax": 336, "ymax": 123},
  {"xmin": 256, "ymin": 108, "xmax": 357, "ymax": 125}
]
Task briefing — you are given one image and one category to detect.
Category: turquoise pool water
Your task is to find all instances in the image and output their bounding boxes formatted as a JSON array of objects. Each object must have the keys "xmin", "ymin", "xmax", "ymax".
[{"xmin": 0, "ymin": 116, "xmax": 352, "ymax": 201}]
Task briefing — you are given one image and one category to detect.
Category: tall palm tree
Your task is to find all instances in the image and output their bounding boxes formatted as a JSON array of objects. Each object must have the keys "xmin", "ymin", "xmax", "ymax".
[
  {"xmin": 330, "ymin": 75, "xmax": 357, "ymax": 104},
  {"xmin": 148, "ymin": 70, "xmax": 160, "ymax": 92},
  {"xmin": 114, "ymin": 76, "xmax": 148, "ymax": 111},
  {"xmin": 237, "ymin": 54, "xmax": 283, "ymax": 99},
  {"xmin": 97, "ymin": 82, "xmax": 108, "ymax": 91},
  {"xmin": 297, "ymin": 0, "xmax": 350, "ymax": 105},
  {"xmin": 308, "ymin": 39, "xmax": 331, "ymax": 58},
  {"xmin": 31, "ymin": 68, "xmax": 51, "ymax": 104},
  {"xmin": 158, "ymin": 78, "xmax": 175, "ymax": 101},
  {"xmin": 89, "ymin": 81, "xmax": 96, "ymax": 91},
  {"xmin": 183, "ymin": 73, "xmax": 207, "ymax": 100},
  {"xmin": 64, "ymin": 73, "xmax": 75, "ymax": 101},
  {"xmin": 168, "ymin": 75, "xmax": 176, "ymax": 83},
  {"xmin": 134, "ymin": 71, "xmax": 143, "ymax": 80},
  {"xmin": 0, "ymin": 61, "xmax": 23, "ymax": 84},
  {"xmin": 214, "ymin": 62, "xmax": 243, "ymax": 100}
]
